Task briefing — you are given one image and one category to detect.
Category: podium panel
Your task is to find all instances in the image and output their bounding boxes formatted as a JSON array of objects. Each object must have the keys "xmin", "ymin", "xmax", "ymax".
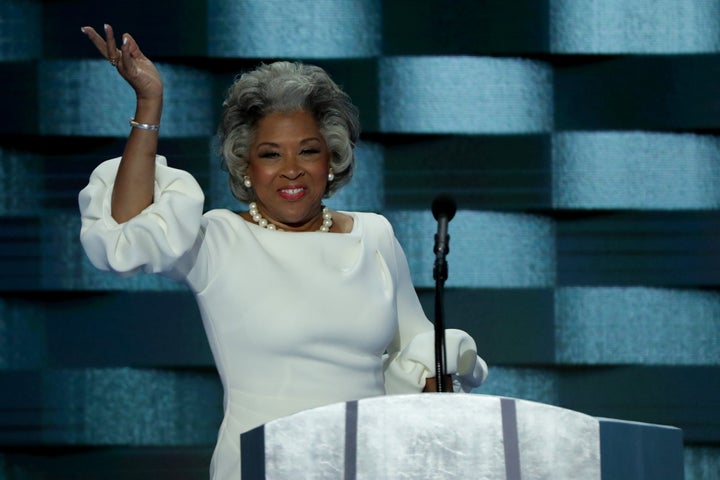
[{"xmin": 240, "ymin": 394, "xmax": 683, "ymax": 479}]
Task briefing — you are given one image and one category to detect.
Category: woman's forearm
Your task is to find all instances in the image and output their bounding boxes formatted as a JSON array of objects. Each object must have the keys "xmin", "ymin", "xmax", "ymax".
[{"xmin": 111, "ymin": 96, "xmax": 162, "ymax": 223}]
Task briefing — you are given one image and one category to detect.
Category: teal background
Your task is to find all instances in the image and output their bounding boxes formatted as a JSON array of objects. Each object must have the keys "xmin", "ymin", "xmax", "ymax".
[{"xmin": 1, "ymin": 0, "xmax": 719, "ymax": 478}]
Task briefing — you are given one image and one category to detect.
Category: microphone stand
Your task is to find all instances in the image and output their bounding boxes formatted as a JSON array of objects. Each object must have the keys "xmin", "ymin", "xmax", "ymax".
[
  {"xmin": 431, "ymin": 194, "xmax": 455, "ymax": 392},
  {"xmin": 433, "ymin": 246, "xmax": 449, "ymax": 392}
]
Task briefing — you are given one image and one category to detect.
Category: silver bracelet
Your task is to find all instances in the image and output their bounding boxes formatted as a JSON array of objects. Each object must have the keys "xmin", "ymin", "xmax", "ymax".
[{"xmin": 129, "ymin": 118, "xmax": 160, "ymax": 131}]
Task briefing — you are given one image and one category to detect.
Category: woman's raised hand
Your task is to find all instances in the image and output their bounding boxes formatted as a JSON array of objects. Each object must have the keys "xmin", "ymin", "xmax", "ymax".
[
  {"xmin": 81, "ymin": 24, "xmax": 163, "ymax": 101},
  {"xmin": 81, "ymin": 24, "xmax": 162, "ymax": 223}
]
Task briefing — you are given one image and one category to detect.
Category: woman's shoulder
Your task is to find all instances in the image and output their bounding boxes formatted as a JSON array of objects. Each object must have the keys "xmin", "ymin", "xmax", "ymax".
[
  {"xmin": 346, "ymin": 211, "xmax": 392, "ymax": 230},
  {"xmin": 338, "ymin": 211, "xmax": 396, "ymax": 244},
  {"xmin": 203, "ymin": 208, "xmax": 255, "ymax": 235},
  {"xmin": 204, "ymin": 208, "xmax": 240, "ymax": 219}
]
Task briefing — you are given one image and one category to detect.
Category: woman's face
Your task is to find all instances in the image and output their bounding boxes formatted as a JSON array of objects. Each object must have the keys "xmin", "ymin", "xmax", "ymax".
[{"xmin": 246, "ymin": 110, "xmax": 331, "ymax": 231}]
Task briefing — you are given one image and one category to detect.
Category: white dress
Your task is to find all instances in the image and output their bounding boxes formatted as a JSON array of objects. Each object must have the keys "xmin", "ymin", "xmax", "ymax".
[{"xmin": 79, "ymin": 157, "xmax": 488, "ymax": 480}]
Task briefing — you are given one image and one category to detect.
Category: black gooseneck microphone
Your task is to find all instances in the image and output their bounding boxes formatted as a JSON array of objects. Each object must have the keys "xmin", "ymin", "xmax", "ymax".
[{"xmin": 431, "ymin": 194, "xmax": 456, "ymax": 392}]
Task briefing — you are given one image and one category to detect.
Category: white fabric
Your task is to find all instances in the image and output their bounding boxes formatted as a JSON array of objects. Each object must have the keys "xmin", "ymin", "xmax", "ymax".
[{"xmin": 78, "ymin": 156, "xmax": 488, "ymax": 480}]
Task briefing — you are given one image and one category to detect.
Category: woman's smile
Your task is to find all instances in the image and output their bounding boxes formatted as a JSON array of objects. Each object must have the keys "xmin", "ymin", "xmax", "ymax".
[{"xmin": 278, "ymin": 185, "xmax": 306, "ymax": 201}]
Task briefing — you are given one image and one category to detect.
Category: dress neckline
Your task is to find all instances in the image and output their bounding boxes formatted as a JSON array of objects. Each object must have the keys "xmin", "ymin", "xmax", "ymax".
[{"xmin": 235, "ymin": 210, "xmax": 359, "ymax": 235}]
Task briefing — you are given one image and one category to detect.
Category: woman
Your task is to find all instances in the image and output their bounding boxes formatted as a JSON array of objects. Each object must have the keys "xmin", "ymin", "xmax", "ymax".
[{"xmin": 79, "ymin": 24, "xmax": 488, "ymax": 480}]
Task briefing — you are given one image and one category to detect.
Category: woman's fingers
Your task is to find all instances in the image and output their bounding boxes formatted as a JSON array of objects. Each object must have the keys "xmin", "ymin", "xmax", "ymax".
[
  {"xmin": 103, "ymin": 24, "xmax": 116, "ymax": 50},
  {"xmin": 103, "ymin": 24, "xmax": 121, "ymax": 65},
  {"xmin": 120, "ymin": 33, "xmax": 140, "ymax": 63},
  {"xmin": 80, "ymin": 26, "xmax": 108, "ymax": 55},
  {"xmin": 80, "ymin": 24, "xmax": 121, "ymax": 65},
  {"xmin": 125, "ymin": 34, "xmax": 142, "ymax": 55},
  {"xmin": 80, "ymin": 25, "xmax": 163, "ymax": 99}
]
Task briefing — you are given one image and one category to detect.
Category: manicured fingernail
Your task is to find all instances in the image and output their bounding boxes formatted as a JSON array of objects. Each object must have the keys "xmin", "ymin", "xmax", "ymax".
[
  {"xmin": 80, "ymin": 27, "xmax": 87, "ymax": 34},
  {"xmin": 104, "ymin": 24, "xmax": 110, "ymax": 30},
  {"xmin": 123, "ymin": 36, "xmax": 128, "ymax": 45}
]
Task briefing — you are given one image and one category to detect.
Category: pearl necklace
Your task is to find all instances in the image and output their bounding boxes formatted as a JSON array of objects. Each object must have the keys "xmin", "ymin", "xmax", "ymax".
[{"xmin": 248, "ymin": 202, "xmax": 333, "ymax": 232}]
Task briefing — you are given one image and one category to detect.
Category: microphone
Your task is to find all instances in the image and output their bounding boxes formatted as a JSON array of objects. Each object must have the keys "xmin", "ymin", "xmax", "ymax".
[
  {"xmin": 432, "ymin": 194, "xmax": 456, "ymax": 282},
  {"xmin": 431, "ymin": 194, "xmax": 456, "ymax": 392}
]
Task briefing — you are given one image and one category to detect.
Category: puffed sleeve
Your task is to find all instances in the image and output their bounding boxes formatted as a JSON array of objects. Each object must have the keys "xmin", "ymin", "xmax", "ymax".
[
  {"xmin": 384, "ymin": 328, "xmax": 489, "ymax": 393},
  {"xmin": 78, "ymin": 156, "xmax": 205, "ymax": 276},
  {"xmin": 380, "ymin": 220, "xmax": 489, "ymax": 394}
]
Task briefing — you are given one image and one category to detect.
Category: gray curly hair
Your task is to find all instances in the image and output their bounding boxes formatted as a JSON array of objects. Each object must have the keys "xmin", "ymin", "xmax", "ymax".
[{"xmin": 218, "ymin": 61, "xmax": 360, "ymax": 203}]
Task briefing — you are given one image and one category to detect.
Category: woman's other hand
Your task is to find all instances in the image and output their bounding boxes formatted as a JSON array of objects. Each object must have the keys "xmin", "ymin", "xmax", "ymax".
[
  {"xmin": 81, "ymin": 24, "xmax": 163, "ymax": 101},
  {"xmin": 422, "ymin": 375, "xmax": 454, "ymax": 393}
]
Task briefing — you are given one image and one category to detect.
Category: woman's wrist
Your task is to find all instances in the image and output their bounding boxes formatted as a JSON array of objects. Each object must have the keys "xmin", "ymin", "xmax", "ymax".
[{"xmin": 133, "ymin": 95, "xmax": 163, "ymax": 125}]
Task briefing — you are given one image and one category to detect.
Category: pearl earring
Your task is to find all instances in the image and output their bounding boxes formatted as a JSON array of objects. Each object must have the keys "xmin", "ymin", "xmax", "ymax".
[
  {"xmin": 327, "ymin": 170, "xmax": 334, "ymax": 182},
  {"xmin": 243, "ymin": 176, "xmax": 252, "ymax": 188}
]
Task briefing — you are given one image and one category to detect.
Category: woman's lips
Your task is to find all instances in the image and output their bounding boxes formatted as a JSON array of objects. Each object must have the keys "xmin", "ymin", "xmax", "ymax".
[{"xmin": 278, "ymin": 186, "xmax": 306, "ymax": 200}]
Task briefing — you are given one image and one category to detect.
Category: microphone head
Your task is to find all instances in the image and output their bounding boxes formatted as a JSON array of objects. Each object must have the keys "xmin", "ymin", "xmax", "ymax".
[{"xmin": 432, "ymin": 194, "xmax": 457, "ymax": 221}]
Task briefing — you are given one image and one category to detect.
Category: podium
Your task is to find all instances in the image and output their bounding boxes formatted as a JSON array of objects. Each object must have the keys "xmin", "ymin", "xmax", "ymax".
[{"xmin": 240, "ymin": 394, "xmax": 683, "ymax": 479}]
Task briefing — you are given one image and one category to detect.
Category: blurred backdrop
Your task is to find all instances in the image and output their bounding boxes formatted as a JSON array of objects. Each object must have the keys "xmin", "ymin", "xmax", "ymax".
[{"xmin": 1, "ymin": 0, "xmax": 719, "ymax": 478}]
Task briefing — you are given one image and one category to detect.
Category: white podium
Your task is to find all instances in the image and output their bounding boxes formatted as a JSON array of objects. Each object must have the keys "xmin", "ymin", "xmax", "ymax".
[{"xmin": 240, "ymin": 394, "xmax": 683, "ymax": 479}]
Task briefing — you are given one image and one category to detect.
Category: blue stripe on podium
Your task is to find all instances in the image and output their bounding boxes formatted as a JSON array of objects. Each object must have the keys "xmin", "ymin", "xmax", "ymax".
[
  {"xmin": 501, "ymin": 398, "xmax": 522, "ymax": 480},
  {"xmin": 240, "ymin": 425, "xmax": 265, "ymax": 479},
  {"xmin": 344, "ymin": 400, "xmax": 358, "ymax": 480}
]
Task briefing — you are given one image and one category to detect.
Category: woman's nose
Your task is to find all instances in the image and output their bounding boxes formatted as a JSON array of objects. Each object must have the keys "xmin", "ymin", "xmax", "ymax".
[{"xmin": 280, "ymin": 154, "xmax": 303, "ymax": 179}]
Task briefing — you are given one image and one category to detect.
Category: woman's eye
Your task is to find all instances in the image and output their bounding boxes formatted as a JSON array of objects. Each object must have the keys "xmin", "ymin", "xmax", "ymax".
[
  {"xmin": 300, "ymin": 148, "xmax": 320, "ymax": 155},
  {"xmin": 259, "ymin": 151, "xmax": 280, "ymax": 159}
]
